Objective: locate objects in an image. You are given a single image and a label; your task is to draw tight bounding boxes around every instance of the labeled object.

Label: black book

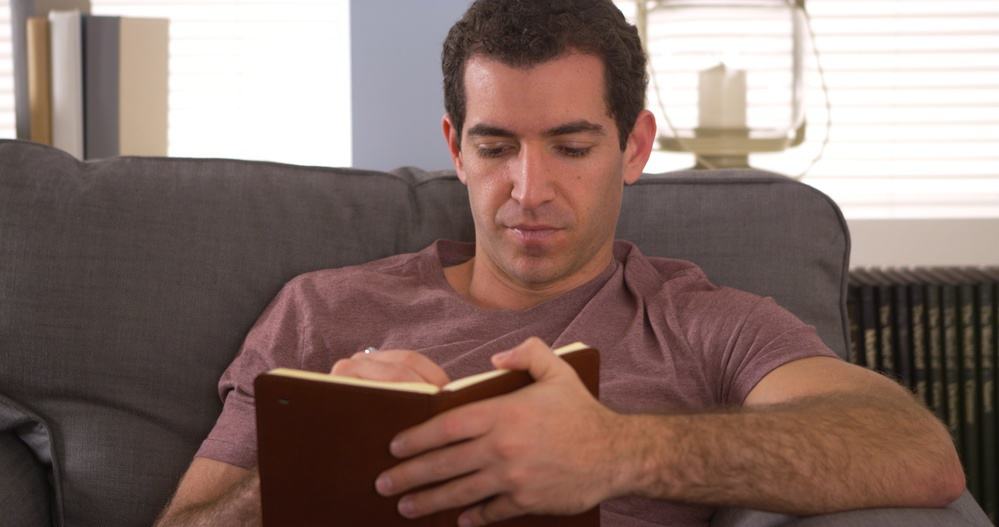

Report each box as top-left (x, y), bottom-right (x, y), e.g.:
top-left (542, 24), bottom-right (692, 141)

top-left (920, 269), bottom-right (968, 490)
top-left (965, 267), bottom-right (998, 523)
top-left (873, 271), bottom-right (897, 380)
top-left (854, 269), bottom-right (896, 380)
top-left (894, 268), bottom-right (930, 407)
top-left (851, 269), bottom-right (880, 372)
top-left (910, 270), bottom-right (947, 423)
top-left (912, 269), bottom-right (958, 442)
top-left (846, 274), bottom-right (863, 367)
top-left (937, 268), bottom-right (982, 501)
top-left (887, 270), bottom-right (930, 400)
top-left (881, 268), bottom-right (915, 393)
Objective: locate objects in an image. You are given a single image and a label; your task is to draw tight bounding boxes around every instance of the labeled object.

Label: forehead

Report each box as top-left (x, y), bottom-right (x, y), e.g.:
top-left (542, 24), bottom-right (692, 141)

top-left (462, 53), bottom-right (611, 134)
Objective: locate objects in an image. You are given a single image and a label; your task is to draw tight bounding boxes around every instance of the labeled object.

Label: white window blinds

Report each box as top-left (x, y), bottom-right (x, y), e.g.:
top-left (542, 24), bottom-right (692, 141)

top-left (619, 0), bottom-right (999, 219)
top-left (0, 4), bottom-right (14, 138)
top-left (0, 0), bottom-right (351, 167)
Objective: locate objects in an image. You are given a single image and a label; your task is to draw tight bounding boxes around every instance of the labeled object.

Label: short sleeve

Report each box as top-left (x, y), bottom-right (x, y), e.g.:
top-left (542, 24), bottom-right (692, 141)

top-left (715, 295), bottom-right (838, 406)
top-left (194, 278), bottom-right (311, 468)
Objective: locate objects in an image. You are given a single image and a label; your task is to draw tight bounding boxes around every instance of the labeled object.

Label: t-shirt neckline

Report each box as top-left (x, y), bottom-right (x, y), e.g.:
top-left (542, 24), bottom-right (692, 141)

top-left (422, 239), bottom-right (622, 317)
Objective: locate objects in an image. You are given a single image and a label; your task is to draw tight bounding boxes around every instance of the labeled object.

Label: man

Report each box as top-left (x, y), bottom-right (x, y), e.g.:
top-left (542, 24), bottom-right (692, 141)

top-left (155, 1), bottom-right (964, 526)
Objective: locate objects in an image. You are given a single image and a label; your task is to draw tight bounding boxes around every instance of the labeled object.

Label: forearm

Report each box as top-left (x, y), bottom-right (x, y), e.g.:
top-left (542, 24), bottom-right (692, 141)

top-left (155, 469), bottom-right (261, 527)
top-left (613, 391), bottom-right (964, 515)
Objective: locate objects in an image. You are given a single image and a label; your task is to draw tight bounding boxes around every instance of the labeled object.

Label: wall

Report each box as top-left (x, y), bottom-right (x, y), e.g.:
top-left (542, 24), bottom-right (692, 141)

top-left (848, 219), bottom-right (999, 268)
top-left (350, 0), bottom-right (469, 172)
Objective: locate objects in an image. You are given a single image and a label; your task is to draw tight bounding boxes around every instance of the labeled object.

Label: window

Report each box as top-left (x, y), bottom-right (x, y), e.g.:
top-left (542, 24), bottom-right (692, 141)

top-left (619, 0), bottom-right (999, 219)
top-left (0, 4), bottom-right (14, 138)
top-left (0, 0), bottom-right (351, 167)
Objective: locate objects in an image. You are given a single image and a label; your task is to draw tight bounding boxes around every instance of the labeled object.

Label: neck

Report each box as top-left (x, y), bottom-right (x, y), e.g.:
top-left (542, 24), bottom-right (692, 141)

top-left (443, 245), bottom-right (614, 311)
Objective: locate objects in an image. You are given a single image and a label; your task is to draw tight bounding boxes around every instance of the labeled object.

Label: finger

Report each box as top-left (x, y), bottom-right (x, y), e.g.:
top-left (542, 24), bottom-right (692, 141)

top-left (458, 495), bottom-right (523, 527)
top-left (363, 350), bottom-right (451, 386)
top-left (395, 470), bottom-right (503, 520)
top-left (376, 435), bottom-right (486, 496)
top-left (329, 356), bottom-right (428, 383)
top-left (390, 400), bottom-right (496, 458)
top-left (490, 337), bottom-right (564, 383)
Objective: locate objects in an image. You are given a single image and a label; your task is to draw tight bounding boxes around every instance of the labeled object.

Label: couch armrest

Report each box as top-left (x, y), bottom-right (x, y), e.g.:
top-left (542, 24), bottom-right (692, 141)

top-left (711, 490), bottom-right (991, 527)
top-left (0, 431), bottom-right (51, 527)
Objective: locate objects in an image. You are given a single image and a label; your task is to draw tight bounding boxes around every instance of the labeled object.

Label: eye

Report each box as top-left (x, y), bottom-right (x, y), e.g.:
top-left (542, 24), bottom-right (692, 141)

top-left (556, 145), bottom-right (592, 158)
top-left (476, 144), bottom-right (513, 159)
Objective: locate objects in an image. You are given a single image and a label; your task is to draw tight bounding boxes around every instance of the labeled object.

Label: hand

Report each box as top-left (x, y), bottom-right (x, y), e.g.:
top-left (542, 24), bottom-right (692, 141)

top-left (330, 348), bottom-right (450, 386)
top-left (374, 337), bottom-right (625, 526)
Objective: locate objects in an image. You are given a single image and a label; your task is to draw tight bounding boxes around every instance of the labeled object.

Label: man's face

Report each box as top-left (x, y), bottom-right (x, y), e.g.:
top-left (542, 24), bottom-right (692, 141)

top-left (444, 52), bottom-right (647, 291)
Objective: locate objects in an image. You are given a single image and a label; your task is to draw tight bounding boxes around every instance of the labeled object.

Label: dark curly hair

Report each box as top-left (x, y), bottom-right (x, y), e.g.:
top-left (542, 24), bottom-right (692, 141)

top-left (442, 0), bottom-right (647, 151)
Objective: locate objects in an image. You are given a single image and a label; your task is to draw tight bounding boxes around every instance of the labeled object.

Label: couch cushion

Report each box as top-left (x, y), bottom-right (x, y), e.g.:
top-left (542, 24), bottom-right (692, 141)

top-left (0, 140), bottom-right (848, 526)
top-left (0, 396), bottom-right (56, 526)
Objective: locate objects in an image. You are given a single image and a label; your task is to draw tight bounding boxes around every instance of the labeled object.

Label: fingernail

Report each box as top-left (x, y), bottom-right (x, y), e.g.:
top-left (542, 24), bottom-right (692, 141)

top-left (375, 474), bottom-right (392, 495)
top-left (398, 497), bottom-right (416, 517)
top-left (492, 350), bottom-right (511, 361)
top-left (458, 515), bottom-right (475, 527)
top-left (389, 438), bottom-right (404, 457)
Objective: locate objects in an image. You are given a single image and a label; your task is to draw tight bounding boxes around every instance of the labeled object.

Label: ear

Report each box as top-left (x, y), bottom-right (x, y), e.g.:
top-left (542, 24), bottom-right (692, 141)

top-left (442, 114), bottom-right (467, 184)
top-left (622, 110), bottom-right (657, 185)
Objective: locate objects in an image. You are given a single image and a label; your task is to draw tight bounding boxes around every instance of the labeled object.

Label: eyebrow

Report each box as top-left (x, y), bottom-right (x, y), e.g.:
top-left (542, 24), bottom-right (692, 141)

top-left (543, 120), bottom-right (605, 137)
top-left (465, 120), bottom-right (606, 139)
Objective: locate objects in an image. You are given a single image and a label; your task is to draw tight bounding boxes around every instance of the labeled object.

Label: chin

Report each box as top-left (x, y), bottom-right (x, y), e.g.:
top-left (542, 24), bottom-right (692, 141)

top-left (503, 256), bottom-right (568, 286)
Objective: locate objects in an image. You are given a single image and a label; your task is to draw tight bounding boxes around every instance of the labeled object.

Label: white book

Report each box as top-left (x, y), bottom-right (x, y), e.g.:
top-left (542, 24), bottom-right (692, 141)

top-left (84, 16), bottom-right (169, 158)
top-left (48, 9), bottom-right (84, 159)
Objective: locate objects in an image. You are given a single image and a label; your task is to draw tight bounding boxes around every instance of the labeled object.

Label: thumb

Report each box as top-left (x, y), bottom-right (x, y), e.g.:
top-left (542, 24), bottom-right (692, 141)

top-left (490, 337), bottom-right (563, 382)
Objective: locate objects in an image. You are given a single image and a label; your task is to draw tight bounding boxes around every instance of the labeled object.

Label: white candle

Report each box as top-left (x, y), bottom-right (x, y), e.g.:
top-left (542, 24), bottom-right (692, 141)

top-left (698, 63), bottom-right (747, 129)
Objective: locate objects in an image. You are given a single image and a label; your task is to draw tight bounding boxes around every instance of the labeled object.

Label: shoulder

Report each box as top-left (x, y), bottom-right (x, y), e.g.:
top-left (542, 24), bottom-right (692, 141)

top-left (264, 245), bottom-right (442, 319)
top-left (616, 240), bottom-right (763, 314)
top-left (292, 247), bottom-right (434, 293)
top-left (617, 240), bottom-right (803, 347)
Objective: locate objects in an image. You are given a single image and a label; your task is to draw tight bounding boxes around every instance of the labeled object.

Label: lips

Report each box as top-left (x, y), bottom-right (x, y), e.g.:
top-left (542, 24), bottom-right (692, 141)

top-left (509, 224), bottom-right (561, 242)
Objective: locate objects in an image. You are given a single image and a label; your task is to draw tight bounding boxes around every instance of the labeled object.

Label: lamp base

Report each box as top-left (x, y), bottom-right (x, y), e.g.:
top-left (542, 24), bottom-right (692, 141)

top-left (694, 154), bottom-right (750, 169)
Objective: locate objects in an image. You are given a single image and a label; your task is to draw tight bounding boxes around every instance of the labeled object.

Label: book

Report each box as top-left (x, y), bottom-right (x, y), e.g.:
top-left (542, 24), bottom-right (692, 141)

top-left (920, 269), bottom-right (965, 444)
top-left (894, 268), bottom-right (930, 406)
top-left (9, 0), bottom-right (91, 140)
top-left (850, 269), bottom-right (879, 371)
top-left (881, 268), bottom-right (914, 393)
top-left (985, 267), bottom-right (999, 524)
top-left (911, 269), bottom-right (951, 431)
top-left (942, 268), bottom-right (981, 500)
top-left (921, 269), bottom-right (966, 478)
top-left (83, 16), bottom-right (168, 159)
top-left (846, 276), bottom-right (862, 367)
top-left (48, 9), bottom-right (84, 159)
top-left (872, 270), bottom-right (897, 380)
top-left (255, 342), bottom-right (601, 527)
top-left (26, 16), bottom-right (52, 145)
top-left (960, 267), bottom-right (997, 522)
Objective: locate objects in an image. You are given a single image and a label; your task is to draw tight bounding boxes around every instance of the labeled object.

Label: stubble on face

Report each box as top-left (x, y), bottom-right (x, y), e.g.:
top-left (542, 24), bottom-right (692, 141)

top-left (452, 52), bottom-right (629, 305)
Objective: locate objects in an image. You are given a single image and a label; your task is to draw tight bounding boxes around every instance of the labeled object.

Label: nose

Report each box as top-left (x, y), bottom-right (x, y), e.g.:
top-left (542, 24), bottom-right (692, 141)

top-left (509, 144), bottom-right (555, 209)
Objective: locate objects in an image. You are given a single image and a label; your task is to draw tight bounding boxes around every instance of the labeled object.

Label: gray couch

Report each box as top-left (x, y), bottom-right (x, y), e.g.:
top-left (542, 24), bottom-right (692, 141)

top-left (0, 139), bottom-right (990, 526)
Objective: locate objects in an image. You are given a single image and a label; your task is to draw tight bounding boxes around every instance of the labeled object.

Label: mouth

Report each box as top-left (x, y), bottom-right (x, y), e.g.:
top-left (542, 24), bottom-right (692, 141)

top-left (508, 224), bottom-right (561, 242)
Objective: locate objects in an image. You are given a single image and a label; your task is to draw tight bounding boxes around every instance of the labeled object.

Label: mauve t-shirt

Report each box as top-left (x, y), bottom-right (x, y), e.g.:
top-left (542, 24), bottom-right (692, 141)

top-left (196, 240), bottom-right (836, 526)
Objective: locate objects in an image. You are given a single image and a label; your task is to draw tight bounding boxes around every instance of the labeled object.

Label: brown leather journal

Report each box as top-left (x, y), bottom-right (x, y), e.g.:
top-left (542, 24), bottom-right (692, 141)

top-left (255, 342), bottom-right (601, 526)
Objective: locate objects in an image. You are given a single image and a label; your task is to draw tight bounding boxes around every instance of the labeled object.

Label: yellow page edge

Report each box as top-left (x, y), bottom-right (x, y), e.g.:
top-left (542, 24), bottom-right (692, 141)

top-left (266, 342), bottom-right (589, 395)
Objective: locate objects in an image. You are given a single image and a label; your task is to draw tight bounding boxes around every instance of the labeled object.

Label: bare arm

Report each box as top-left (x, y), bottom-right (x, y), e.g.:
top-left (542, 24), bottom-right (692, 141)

top-left (376, 342), bottom-right (966, 525)
top-left (614, 357), bottom-right (965, 515)
top-left (154, 458), bottom-right (260, 527)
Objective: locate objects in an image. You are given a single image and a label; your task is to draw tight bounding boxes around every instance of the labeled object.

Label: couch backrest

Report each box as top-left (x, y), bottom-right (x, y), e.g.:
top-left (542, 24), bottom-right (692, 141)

top-left (0, 140), bottom-right (849, 526)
